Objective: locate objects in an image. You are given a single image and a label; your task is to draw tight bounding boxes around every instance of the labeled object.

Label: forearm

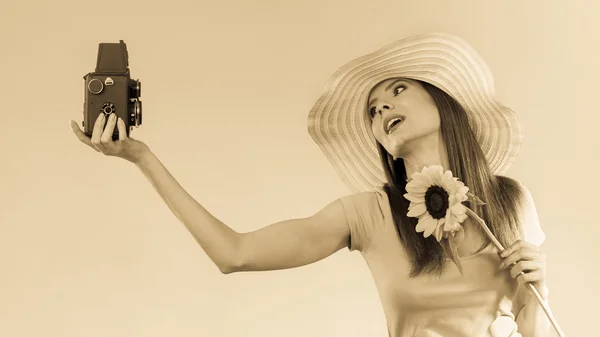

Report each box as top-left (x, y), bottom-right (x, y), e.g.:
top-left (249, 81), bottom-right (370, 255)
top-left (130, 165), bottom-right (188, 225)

top-left (517, 285), bottom-right (554, 337)
top-left (135, 150), bottom-right (241, 273)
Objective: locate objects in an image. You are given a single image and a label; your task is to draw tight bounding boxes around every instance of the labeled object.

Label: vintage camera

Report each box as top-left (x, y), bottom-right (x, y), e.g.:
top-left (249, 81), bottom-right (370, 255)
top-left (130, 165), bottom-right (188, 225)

top-left (82, 40), bottom-right (142, 140)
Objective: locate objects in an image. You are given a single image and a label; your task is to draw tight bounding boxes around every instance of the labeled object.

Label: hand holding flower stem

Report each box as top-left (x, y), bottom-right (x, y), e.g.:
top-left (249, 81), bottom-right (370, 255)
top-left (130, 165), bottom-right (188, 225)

top-left (466, 208), bottom-right (564, 337)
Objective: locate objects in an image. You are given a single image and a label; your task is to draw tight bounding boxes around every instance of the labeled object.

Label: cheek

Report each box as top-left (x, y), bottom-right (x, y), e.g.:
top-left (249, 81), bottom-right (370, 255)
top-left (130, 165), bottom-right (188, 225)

top-left (424, 108), bottom-right (441, 129)
top-left (371, 120), bottom-right (383, 141)
top-left (428, 116), bottom-right (441, 132)
top-left (413, 112), bottom-right (440, 133)
top-left (371, 122), bottom-right (397, 146)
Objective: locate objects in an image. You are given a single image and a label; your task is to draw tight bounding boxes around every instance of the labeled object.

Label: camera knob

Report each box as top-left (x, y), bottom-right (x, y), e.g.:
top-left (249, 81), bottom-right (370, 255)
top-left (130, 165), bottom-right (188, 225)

top-left (101, 102), bottom-right (116, 115)
top-left (87, 79), bottom-right (104, 94)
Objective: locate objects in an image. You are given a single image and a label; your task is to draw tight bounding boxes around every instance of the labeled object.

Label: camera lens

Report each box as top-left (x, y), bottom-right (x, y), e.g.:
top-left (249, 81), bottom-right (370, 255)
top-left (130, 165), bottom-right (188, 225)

top-left (129, 79), bottom-right (141, 99)
top-left (135, 100), bottom-right (142, 126)
top-left (130, 100), bottom-right (142, 127)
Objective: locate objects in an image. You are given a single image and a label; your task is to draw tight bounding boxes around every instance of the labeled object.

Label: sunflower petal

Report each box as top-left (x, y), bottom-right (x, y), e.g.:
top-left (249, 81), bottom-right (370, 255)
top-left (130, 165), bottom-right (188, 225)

top-left (444, 214), bottom-right (456, 232)
top-left (406, 182), bottom-right (428, 194)
top-left (408, 202), bottom-right (426, 213)
top-left (451, 203), bottom-right (467, 215)
top-left (415, 213), bottom-right (433, 232)
top-left (423, 218), bottom-right (439, 238)
top-left (447, 181), bottom-right (463, 195)
top-left (404, 193), bottom-right (425, 203)
top-left (429, 169), bottom-right (442, 185)
top-left (419, 166), bottom-right (430, 178)
top-left (421, 166), bottom-right (431, 175)
top-left (408, 171), bottom-right (423, 184)
top-left (433, 223), bottom-right (445, 242)
top-left (435, 217), bottom-right (446, 241)
top-left (433, 166), bottom-right (444, 179)
top-left (407, 203), bottom-right (427, 217)
top-left (451, 216), bottom-right (463, 232)
top-left (456, 192), bottom-right (468, 202)
top-left (442, 170), bottom-right (454, 188)
top-left (407, 172), bottom-right (425, 185)
top-left (414, 172), bottom-right (433, 187)
top-left (408, 201), bottom-right (425, 211)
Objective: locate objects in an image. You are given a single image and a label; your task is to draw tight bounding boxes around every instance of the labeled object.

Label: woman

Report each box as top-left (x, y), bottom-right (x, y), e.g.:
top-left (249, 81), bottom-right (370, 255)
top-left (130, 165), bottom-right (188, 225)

top-left (70, 33), bottom-right (553, 336)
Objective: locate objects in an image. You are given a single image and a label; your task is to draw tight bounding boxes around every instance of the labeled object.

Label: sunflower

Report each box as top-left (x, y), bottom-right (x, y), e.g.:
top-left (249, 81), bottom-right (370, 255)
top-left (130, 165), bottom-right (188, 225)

top-left (404, 165), bottom-right (470, 242)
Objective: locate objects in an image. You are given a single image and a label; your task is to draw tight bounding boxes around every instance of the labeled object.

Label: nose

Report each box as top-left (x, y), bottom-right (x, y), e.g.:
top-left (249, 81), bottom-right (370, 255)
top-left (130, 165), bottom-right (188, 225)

top-left (375, 102), bottom-right (394, 115)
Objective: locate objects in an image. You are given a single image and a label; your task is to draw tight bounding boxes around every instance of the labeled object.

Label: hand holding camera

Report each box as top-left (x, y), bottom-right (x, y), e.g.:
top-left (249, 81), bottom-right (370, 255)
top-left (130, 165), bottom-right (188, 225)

top-left (71, 40), bottom-right (148, 163)
top-left (70, 113), bottom-right (149, 163)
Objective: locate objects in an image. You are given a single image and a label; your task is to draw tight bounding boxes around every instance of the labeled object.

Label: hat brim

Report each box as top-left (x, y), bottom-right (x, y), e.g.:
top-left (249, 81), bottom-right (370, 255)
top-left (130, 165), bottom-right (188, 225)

top-left (307, 32), bottom-right (523, 193)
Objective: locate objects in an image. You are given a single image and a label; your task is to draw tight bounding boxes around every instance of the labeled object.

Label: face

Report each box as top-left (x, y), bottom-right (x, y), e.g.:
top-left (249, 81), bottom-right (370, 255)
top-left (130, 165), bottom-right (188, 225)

top-left (367, 78), bottom-right (441, 159)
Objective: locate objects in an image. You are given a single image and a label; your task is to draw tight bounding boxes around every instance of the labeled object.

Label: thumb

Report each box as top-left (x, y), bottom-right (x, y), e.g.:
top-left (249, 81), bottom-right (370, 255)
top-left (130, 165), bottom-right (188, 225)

top-left (70, 120), bottom-right (100, 152)
top-left (69, 120), bottom-right (77, 131)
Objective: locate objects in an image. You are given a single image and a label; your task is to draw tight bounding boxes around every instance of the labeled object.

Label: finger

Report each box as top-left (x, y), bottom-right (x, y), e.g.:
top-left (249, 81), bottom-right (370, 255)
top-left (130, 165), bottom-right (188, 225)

top-left (70, 120), bottom-right (100, 152)
top-left (117, 117), bottom-right (128, 141)
top-left (516, 269), bottom-right (544, 284)
top-left (509, 260), bottom-right (544, 279)
top-left (500, 250), bottom-right (544, 269)
top-left (91, 113), bottom-right (107, 151)
top-left (500, 240), bottom-right (537, 258)
top-left (100, 113), bottom-right (117, 144)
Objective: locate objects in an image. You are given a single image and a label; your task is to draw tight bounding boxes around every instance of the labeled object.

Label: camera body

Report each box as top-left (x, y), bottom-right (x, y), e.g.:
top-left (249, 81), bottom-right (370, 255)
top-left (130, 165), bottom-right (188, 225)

top-left (82, 40), bottom-right (142, 140)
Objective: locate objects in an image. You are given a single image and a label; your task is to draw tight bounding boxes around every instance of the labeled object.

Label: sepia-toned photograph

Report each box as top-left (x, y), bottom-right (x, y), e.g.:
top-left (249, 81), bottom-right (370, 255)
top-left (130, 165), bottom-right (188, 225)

top-left (2, 1), bottom-right (598, 336)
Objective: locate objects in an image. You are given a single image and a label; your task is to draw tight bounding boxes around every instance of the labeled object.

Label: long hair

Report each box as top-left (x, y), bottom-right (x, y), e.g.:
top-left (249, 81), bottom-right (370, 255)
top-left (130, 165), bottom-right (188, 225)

top-left (377, 80), bottom-right (525, 277)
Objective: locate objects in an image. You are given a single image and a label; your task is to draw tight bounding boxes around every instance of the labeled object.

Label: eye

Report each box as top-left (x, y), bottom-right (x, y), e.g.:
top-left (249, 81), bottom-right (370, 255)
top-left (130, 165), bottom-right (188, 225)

top-left (394, 85), bottom-right (406, 95)
top-left (368, 107), bottom-right (377, 118)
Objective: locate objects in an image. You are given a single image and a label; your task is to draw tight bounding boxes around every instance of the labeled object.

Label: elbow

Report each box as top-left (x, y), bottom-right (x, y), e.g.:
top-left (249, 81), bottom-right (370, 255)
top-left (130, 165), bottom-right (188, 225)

top-left (217, 233), bottom-right (245, 274)
top-left (218, 258), bottom-right (244, 274)
top-left (218, 265), bottom-right (237, 274)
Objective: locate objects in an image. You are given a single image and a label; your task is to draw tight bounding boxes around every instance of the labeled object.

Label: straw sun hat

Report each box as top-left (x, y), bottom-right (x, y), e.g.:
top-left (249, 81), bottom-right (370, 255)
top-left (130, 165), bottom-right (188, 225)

top-left (307, 32), bottom-right (523, 193)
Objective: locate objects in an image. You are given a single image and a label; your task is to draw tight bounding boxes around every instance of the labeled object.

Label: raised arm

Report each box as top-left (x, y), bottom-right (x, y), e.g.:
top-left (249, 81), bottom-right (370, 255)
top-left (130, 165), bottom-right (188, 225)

top-left (71, 114), bottom-right (351, 274)
top-left (233, 198), bottom-right (350, 272)
top-left (136, 150), bottom-right (350, 274)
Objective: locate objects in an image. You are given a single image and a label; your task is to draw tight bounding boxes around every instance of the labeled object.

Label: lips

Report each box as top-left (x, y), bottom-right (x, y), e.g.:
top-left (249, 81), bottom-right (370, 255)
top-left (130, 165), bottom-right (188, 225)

top-left (383, 114), bottom-right (405, 134)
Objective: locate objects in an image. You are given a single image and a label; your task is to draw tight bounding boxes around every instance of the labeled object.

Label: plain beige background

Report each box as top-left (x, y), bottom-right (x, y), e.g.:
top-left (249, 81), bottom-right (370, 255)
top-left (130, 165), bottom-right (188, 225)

top-left (2, 0), bottom-right (598, 336)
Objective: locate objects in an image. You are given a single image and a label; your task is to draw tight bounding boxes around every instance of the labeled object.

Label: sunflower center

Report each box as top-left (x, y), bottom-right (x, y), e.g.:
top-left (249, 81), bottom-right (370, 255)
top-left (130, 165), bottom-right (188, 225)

top-left (425, 185), bottom-right (450, 219)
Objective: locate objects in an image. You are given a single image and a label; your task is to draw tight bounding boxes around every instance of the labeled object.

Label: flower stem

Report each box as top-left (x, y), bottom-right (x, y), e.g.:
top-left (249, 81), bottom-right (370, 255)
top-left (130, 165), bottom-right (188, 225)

top-left (465, 208), bottom-right (565, 337)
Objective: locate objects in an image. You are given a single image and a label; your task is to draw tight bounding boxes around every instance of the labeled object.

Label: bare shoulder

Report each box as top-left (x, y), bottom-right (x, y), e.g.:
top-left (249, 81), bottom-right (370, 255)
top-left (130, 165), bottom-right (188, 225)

top-left (493, 176), bottom-right (545, 246)
top-left (513, 179), bottom-right (546, 247)
top-left (311, 188), bottom-right (388, 232)
top-left (495, 175), bottom-right (532, 211)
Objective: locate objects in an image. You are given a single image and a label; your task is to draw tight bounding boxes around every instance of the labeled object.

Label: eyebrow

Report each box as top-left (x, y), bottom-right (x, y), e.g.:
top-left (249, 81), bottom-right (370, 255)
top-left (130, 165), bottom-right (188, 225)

top-left (368, 78), bottom-right (409, 107)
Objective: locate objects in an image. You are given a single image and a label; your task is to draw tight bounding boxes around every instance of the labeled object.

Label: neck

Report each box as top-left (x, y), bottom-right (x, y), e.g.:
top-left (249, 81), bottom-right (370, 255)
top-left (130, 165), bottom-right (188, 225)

top-left (401, 135), bottom-right (450, 180)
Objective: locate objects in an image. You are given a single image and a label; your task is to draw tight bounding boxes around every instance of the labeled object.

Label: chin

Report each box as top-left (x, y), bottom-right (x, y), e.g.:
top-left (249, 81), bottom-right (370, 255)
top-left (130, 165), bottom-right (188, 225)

top-left (384, 146), bottom-right (406, 161)
top-left (383, 140), bottom-right (408, 161)
top-left (375, 132), bottom-right (410, 161)
top-left (390, 152), bottom-right (405, 161)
